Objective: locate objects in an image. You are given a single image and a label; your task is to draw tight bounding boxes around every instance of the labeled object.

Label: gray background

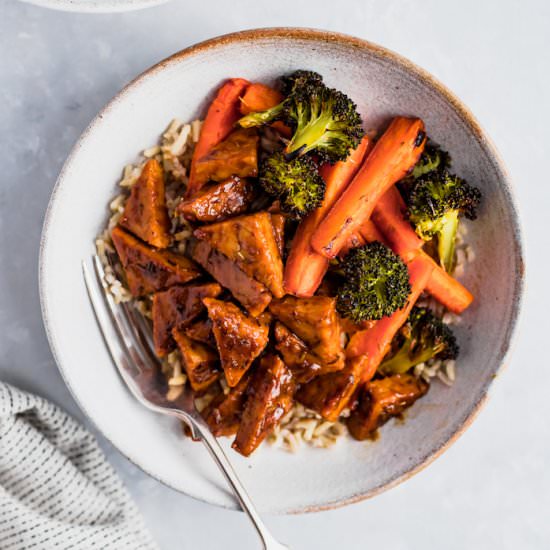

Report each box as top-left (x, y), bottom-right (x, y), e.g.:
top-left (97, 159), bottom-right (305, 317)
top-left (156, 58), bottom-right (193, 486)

top-left (1, 0), bottom-right (548, 548)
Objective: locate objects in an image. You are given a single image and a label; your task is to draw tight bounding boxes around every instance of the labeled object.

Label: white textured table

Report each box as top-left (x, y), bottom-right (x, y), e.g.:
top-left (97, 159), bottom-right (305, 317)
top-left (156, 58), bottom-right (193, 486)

top-left (1, 0), bottom-right (548, 548)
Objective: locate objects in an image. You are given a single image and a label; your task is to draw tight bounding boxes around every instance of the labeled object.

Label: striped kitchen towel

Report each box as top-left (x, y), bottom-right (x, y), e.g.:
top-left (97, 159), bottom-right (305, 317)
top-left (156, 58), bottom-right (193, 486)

top-left (0, 381), bottom-right (158, 550)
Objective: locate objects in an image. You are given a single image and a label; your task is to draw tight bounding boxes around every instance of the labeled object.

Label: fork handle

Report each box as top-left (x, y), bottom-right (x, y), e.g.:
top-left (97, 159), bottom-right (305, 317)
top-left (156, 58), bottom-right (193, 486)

top-left (192, 422), bottom-right (289, 550)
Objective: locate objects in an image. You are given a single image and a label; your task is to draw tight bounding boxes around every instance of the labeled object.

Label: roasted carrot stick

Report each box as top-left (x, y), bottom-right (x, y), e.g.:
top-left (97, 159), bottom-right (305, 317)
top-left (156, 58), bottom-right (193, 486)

top-left (318, 136), bottom-right (373, 227)
top-left (339, 231), bottom-right (366, 257)
top-left (311, 117), bottom-right (426, 258)
top-left (339, 221), bottom-right (386, 257)
top-left (392, 248), bottom-right (474, 314)
top-left (371, 186), bottom-right (473, 313)
top-left (346, 254), bottom-right (434, 382)
top-left (283, 136), bottom-right (371, 296)
top-left (423, 253), bottom-right (474, 313)
top-left (186, 78), bottom-right (250, 198)
top-left (239, 83), bottom-right (283, 115)
top-left (358, 219), bottom-right (386, 244)
top-left (239, 82), bottom-right (291, 137)
top-left (371, 186), bottom-right (424, 255)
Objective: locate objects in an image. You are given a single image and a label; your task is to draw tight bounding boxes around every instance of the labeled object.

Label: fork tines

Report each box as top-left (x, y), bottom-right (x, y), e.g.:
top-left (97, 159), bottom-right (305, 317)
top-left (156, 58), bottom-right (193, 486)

top-left (82, 255), bottom-right (161, 400)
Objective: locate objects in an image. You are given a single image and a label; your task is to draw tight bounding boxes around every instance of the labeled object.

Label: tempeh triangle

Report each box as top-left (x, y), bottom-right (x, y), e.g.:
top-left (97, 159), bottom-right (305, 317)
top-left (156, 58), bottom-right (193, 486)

top-left (204, 297), bottom-right (269, 387)
top-left (194, 212), bottom-right (284, 298)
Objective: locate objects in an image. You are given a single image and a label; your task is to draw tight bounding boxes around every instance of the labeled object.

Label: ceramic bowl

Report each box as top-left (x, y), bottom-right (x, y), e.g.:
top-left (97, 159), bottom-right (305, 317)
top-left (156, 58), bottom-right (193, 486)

top-left (39, 28), bottom-right (524, 514)
top-left (20, 0), bottom-right (171, 13)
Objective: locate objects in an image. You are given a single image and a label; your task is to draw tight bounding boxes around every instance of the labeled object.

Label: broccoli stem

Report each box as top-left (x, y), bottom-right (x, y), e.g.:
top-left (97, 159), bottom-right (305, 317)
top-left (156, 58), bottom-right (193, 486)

top-left (379, 345), bottom-right (415, 375)
top-left (239, 104), bottom-right (284, 128)
top-left (437, 210), bottom-right (459, 272)
top-left (379, 343), bottom-right (444, 376)
top-left (284, 110), bottom-right (334, 159)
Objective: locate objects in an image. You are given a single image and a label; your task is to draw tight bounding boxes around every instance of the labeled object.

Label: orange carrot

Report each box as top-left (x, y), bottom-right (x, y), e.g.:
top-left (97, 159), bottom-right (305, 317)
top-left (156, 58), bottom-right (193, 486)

top-left (346, 255), bottom-right (434, 382)
top-left (239, 82), bottom-right (291, 137)
top-left (392, 249), bottom-right (474, 314)
top-left (186, 78), bottom-right (250, 198)
top-left (311, 117), bottom-right (426, 258)
top-left (317, 136), bottom-right (373, 225)
top-left (370, 186), bottom-right (473, 313)
top-left (371, 186), bottom-right (424, 255)
top-left (357, 219), bottom-right (386, 244)
top-left (423, 253), bottom-right (474, 313)
top-left (339, 221), bottom-right (386, 257)
top-left (283, 136), bottom-right (371, 296)
top-left (339, 231), bottom-right (366, 257)
top-left (240, 83), bottom-right (283, 115)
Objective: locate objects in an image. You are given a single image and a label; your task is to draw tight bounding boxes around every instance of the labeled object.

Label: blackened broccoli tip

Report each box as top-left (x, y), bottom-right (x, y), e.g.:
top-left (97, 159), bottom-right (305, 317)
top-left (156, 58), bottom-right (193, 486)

top-left (407, 171), bottom-right (481, 271)
top-left (280, 70), bottom-right (324, 95)
top-left (379, 307), bottom-right (459, 376)
top-left (407, 171), bottom-right (482, 228)
top-left (399, 142), bottom-right (451, 198)
top-left (259, 151), bottom-right (325, 220)
top-left (411, 143), bottom-right (451, 179)
top-left (336, 242), bottom-right (411, 322)
top-left (283, 83), bottom-right (365, 163)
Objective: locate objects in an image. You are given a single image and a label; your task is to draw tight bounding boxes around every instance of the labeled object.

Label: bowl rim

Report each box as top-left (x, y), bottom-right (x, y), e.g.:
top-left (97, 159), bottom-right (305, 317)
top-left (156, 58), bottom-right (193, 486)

top-left (39, 27), bottom-right (525, 514)
top-left (20, 0), bottom-right (171, 14)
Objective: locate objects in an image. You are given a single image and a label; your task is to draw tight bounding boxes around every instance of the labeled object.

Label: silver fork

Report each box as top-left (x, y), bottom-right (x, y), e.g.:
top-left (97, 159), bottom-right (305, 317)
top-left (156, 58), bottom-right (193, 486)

top-left (82, 255), bottom-right (289, 550)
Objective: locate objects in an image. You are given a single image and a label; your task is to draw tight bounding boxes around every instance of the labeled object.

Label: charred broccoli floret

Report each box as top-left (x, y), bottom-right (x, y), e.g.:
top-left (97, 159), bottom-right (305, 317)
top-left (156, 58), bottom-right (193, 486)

top-left (283, 82), bottom-right (364, 163)
top-left (280, 70), bottom-right (323, 95)
top-left (411, 143), bottom-right (451, 179)
top-left (239, 70), bottom-right (364, 163)
top-left (379, 307), bottom-right (459, 375)
top-left (259, 151), bottom-right (325, 219)
top-left (238, 70), bottom-right (322, 129)
top-left (407, 171), bottom-right (481, 272)
top-left (336, 242), bottom-right (411, 322)
top-left (399, 142), bottom-right (452, 196)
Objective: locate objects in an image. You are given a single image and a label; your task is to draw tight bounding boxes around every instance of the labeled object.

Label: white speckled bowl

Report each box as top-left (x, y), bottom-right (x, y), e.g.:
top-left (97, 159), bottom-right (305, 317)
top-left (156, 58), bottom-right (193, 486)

top-left (40, 29), bottom-right (524, 514)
